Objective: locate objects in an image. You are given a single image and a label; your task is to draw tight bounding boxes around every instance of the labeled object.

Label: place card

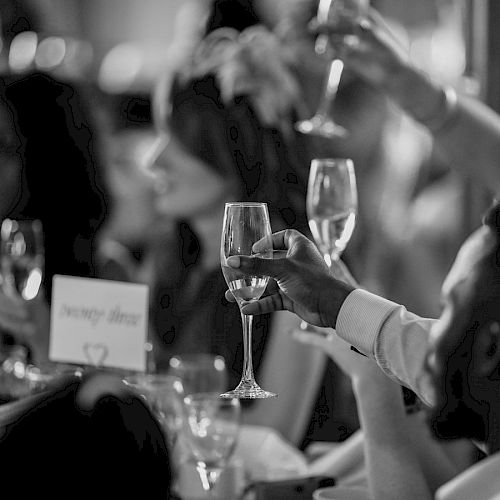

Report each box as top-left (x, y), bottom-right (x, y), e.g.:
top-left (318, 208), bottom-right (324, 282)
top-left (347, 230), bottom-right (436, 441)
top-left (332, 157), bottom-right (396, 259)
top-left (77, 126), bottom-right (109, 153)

top-left (49, 275), bottom-right (149, 372)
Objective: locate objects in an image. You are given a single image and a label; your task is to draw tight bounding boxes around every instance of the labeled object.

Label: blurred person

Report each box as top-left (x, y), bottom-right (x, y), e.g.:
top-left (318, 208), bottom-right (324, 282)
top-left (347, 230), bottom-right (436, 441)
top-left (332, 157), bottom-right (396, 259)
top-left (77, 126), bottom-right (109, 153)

top-left (0, 370), bottom-right (172, 498)
top-left (293, 223), bottom-right (500, 500)
top-left (224, 197), bottom-right (500, 497)
top-left (94, 95), bottom-right (173, 286)
top-left (146, 0), bottom-right (337, 446)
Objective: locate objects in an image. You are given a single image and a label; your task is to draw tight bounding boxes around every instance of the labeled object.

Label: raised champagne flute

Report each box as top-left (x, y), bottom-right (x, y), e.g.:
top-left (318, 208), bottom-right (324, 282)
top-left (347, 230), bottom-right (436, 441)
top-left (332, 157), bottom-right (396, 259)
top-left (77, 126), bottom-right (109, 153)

top-left (295, 0), bottom-right (368, 138)
top-left (307, 158), bottom-right (357, 266)
top-left (301, 158), bottom-right (357, 331)
top-left (220, 202), bottom-right (276, 399)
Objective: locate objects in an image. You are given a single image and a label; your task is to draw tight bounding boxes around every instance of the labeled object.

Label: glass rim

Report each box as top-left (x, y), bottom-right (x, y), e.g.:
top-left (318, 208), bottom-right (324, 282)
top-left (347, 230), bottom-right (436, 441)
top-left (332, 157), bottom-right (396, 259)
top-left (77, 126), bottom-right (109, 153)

top-left (224, 202), bottom-right (268, 208)
top-left (184, 392), bottom-right (241, 404)
top-left (311, 158), bottom-right (354, 167)
top-left (169, 353), bottom-right (226, 367)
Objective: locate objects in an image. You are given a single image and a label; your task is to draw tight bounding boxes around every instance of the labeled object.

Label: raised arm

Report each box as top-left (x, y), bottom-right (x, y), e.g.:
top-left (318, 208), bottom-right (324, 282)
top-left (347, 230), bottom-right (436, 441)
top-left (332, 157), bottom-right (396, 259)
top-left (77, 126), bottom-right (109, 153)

top-left (225, 229), bottom-right (438, 402)
top-left (295, 331), bottom-right (460, 500)
top-left (322, 13), bottom-right (500, 194)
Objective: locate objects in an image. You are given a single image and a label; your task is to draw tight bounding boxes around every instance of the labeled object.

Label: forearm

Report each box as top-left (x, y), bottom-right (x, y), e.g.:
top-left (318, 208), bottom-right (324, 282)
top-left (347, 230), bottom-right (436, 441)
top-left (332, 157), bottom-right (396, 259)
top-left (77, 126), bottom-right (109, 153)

top-left (335, 289), bottom-right (436, 403)
top-left (353, 374), bottom-right (432, 500)
top-left (387, 65), bottom-right (500, 194)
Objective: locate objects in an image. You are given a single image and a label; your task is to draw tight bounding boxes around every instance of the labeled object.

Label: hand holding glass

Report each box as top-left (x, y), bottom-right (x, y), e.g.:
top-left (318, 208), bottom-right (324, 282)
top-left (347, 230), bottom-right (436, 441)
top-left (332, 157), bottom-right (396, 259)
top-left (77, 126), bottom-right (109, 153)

top-left (220, 202), bottom-right (276, 399)
top-left (295, 0), bottom-right (368, 138)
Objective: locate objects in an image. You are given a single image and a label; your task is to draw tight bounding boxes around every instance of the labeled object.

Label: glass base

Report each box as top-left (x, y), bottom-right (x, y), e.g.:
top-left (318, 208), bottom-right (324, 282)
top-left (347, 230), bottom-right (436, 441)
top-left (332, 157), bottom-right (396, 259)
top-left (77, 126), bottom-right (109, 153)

top-left (220, 379), bottom-right (277, 399)
top-left (295, 116), bottom-right (347, 139)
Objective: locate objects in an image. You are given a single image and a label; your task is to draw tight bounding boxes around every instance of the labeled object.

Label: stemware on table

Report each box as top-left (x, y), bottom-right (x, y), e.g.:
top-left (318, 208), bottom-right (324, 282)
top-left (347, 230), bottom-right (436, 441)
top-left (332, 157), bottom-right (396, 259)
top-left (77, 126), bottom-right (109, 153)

top-left (0, 219), bottom-right (45, 402)
top-left (1, 219), bottom-right (44, 301)
top-left (220, 202), bottom-right (276, 399)
top-left (123, 372), bottom-right (185, 449)
top-left (295, 0), bottom-right (369, 138)
top-left (183, 392), bottom-right (241, 493)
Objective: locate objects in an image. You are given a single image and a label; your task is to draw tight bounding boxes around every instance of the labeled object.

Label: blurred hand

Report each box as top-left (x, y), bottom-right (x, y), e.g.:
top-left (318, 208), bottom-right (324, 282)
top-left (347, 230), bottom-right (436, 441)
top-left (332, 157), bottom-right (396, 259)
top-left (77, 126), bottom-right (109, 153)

top-left (224, 229), bottom-right (356, 328)
top-left (314, 9), bottom-right (409, 90)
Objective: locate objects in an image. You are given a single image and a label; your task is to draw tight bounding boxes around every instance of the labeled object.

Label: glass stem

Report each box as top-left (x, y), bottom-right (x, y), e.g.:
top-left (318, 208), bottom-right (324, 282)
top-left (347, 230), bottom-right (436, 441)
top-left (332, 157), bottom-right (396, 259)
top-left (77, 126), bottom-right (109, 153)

top-left (196, 463), bottom-right (220, 493)
top-left (315, 59), bottom-right (344, 118)
top-left (240, 312), bottom-right (255, 384)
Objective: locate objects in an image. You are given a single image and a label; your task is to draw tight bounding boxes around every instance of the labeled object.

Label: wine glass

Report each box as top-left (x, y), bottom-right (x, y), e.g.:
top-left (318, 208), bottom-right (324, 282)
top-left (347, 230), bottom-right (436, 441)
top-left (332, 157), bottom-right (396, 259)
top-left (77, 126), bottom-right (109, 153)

top-left (1, 219), bottom-right (44, 301)
top-left (295, 0), bottom-right (368, 138)
top-left (183, 393), bottom-right (241, 493)
top-left (220, 202), bottom-right (276, 399)
top-left (301, 158), bottom-right (357, 331)
top-left (124, 373), bottom-right (185, 449)
top-left (168, 353), bottom-right (228, 396)
top-left (307, 158), bottom-right (357, 266)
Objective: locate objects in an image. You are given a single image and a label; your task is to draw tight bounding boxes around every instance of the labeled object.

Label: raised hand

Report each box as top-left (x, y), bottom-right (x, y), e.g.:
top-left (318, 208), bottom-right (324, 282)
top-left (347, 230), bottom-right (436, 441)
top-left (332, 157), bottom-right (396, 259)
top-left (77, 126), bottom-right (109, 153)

top-left (224, 229), bottom-right (356, 328)
top-left (314, 12), bottom-right (409, 90)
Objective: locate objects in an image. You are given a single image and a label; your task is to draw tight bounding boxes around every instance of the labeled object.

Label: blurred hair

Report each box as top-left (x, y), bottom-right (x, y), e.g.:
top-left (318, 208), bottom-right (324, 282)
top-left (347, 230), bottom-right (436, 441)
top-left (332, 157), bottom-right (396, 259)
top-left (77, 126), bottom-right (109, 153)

top-left (168, 74), bottom-right (309, 233)
top-left (0, 372), bottom-right (172, 498)
top-left (205, 0), bottom-right (260, 35)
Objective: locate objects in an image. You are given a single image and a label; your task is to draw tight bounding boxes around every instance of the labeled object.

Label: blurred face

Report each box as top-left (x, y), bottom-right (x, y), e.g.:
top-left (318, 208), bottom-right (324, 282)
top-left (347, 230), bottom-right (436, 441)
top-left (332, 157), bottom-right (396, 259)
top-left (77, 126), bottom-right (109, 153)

top-left (148, 134), bottom-right (231, 220)
top-left (423, 226), bottom-right (497, 441)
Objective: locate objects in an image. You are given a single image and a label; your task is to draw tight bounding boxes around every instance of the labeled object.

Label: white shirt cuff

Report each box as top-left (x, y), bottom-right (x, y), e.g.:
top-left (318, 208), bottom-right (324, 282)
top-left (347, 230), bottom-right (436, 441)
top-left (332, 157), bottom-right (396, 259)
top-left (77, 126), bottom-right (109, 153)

top-left (335, 288), bottom-right (401, 356)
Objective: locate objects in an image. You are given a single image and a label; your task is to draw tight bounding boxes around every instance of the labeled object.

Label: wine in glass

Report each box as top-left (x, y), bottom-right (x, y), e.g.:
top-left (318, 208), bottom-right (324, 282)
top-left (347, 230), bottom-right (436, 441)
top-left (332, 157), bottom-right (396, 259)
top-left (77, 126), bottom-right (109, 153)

top-left (295, 0), bottom-right (368, 138)
top-left (220, 202), bottom-right (276, 399)
top-left (1, 219), bottom-right (44, 301)
top-left (307, 158), bottom-right (357, 267)
top-left (183, 393), bottom-right (240, 493)
top-left (301, 158), bottom-right (357, 332)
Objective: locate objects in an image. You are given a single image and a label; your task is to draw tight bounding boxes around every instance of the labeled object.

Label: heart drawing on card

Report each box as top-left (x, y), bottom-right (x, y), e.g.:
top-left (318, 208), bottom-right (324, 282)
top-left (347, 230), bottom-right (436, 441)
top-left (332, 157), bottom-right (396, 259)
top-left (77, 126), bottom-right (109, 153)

top-left (83, 342), bottom-right (109, 367)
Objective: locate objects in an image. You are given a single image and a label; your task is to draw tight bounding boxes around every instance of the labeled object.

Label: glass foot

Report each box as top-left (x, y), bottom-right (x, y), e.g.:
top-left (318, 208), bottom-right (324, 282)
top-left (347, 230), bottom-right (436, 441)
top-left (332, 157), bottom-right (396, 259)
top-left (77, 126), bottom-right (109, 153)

top-left (295, 116), bottom-right (347, 139)
top-left (220, 379), bottom-right (277, 399)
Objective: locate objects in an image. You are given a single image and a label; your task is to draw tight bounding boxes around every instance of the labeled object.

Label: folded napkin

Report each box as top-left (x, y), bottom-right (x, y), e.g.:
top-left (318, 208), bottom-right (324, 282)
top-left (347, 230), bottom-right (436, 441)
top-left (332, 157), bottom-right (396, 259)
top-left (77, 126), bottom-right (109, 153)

top-left (234, 424), bottom-right (309, 481)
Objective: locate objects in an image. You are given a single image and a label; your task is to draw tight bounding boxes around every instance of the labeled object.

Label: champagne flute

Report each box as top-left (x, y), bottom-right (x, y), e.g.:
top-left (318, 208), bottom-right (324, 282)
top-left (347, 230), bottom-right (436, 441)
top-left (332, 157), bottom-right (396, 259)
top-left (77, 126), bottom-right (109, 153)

top-left (307, 158), bottom-right (357, 266)
top-left (301, 158), bottom-right (357, 331)
top-left (295, 0), bottom-right (368, 138)
top-left (183, 393), bottom-right (240, 493)
top-left (1, 219), bottom-right (44, 301)
top-left (220, 202), bottom-right (276, 399)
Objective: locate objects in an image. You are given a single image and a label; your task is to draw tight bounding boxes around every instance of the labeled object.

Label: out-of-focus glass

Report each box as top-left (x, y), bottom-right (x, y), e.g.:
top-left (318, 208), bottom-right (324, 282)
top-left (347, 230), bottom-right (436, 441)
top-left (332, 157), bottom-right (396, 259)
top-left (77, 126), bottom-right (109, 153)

top-left (168, 353), bottom-right (228, 396)
top-left (183, 393), bottom-right (241, 492)
top-left (1, 218), bottom-right (44, 301)
top-left (124, 372), bottom-right (185, 447)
